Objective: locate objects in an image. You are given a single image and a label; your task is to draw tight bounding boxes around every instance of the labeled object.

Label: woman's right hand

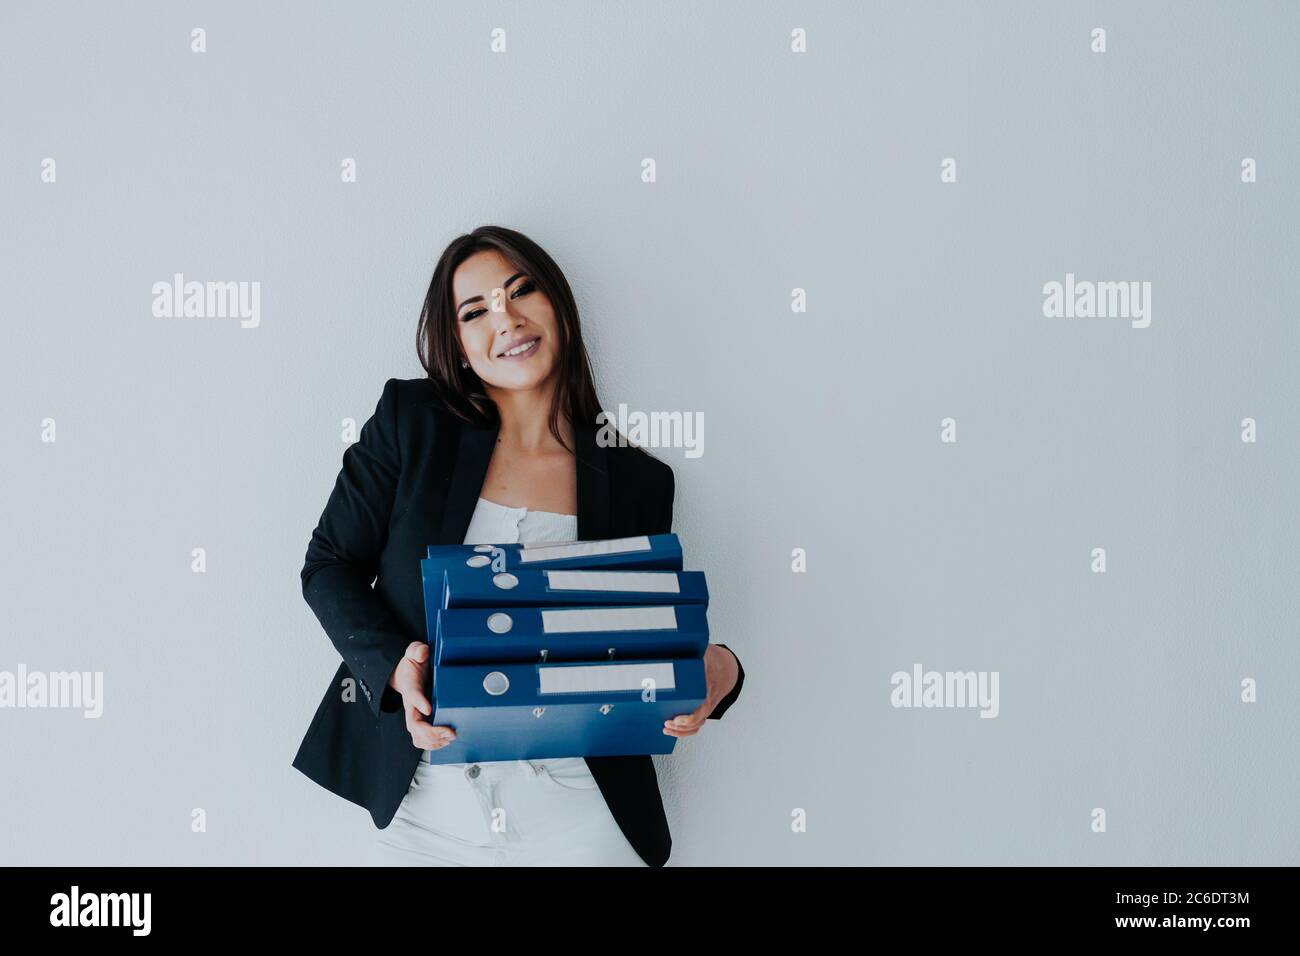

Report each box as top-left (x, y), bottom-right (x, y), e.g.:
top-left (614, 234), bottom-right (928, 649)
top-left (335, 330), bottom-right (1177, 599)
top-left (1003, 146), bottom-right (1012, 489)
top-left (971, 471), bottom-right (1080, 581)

top-left (389, 641), bottom-right (458, 750)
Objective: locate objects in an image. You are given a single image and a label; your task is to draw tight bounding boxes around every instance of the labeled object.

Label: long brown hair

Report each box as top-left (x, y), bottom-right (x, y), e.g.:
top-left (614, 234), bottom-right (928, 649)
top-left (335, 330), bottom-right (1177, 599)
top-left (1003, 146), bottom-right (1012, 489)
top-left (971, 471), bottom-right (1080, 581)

top-left (417, 225), bottom-right (602, 455)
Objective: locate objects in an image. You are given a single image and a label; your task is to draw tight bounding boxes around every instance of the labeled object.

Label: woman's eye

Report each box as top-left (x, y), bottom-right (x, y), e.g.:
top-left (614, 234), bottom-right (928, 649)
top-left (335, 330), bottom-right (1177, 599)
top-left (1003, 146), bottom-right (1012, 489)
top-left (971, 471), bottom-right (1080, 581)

top-left (460, 281), bottom-right (533, 321)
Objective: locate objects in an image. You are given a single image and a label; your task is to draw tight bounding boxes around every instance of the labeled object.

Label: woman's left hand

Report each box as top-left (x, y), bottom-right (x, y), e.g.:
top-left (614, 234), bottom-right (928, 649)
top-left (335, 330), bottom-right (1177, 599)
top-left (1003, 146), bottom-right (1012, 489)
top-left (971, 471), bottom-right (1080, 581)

top-left (663, 644), bottom-right (739, 738)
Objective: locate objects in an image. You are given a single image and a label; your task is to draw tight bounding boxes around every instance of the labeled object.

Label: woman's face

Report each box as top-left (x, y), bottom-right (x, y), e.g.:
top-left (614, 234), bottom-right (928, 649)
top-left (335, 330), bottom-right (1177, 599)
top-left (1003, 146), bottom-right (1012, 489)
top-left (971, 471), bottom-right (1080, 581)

top-left (452, 249), bottom-right (559, 392)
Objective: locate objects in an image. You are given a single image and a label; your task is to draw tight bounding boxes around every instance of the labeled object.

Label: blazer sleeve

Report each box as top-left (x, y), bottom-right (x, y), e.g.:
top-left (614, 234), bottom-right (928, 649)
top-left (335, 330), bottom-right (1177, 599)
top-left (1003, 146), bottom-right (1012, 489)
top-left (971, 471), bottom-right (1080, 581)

top-left (300, 377), bottom-right (412, 719)
top-left (659, 463), bottom-right (745, 721)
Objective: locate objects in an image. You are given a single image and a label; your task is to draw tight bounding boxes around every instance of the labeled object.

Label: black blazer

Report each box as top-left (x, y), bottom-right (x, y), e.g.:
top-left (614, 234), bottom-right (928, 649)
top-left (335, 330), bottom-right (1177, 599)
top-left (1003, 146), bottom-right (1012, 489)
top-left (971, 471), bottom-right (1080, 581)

top-left (292, 377), bottom-right (745, 867)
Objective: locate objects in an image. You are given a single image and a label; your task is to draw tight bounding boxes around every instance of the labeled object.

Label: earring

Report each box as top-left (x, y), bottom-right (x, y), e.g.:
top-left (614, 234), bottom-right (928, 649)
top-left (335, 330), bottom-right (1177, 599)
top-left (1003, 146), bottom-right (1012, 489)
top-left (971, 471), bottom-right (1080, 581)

top-left (460, 359), bottom-right (469, 369)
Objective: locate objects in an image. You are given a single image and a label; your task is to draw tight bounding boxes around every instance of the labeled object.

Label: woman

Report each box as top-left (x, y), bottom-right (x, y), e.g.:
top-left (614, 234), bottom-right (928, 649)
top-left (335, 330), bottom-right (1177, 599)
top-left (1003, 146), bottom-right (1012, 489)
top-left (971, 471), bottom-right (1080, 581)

top-left (293, 225), bottom-right (745, 866)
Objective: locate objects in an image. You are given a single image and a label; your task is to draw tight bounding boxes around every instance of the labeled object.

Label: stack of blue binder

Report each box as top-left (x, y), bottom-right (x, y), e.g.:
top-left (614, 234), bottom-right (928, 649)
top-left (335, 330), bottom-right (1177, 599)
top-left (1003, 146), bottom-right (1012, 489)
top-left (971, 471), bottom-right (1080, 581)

top-left (418, 534), bottom-right (709, 764)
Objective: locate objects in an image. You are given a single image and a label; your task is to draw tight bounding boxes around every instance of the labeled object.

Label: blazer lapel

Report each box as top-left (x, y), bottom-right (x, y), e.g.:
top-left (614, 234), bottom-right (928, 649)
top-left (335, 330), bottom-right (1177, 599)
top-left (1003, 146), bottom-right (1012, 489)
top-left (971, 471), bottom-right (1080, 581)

top-left (437, 415), bottom-right (612, 544)
top-left (575, 417), bottom-right (611, 541)
top-left (438, 420), bottom-right (497, 545)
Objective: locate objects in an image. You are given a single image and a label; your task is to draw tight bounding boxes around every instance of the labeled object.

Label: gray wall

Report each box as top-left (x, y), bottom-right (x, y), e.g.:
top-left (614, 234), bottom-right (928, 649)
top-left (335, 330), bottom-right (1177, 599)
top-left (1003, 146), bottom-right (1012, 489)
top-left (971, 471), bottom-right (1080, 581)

top-left (2, 0), bottom-right (1296, 865)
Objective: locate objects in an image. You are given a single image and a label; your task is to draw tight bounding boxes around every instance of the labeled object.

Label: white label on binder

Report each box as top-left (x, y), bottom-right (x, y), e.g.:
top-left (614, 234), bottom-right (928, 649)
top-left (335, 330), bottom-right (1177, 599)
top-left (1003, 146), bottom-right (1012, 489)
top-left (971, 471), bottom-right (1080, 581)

top-left (544, 571), bottom-right (680, 593)
top-left (518, 536), bottom-right (653, 563)
top-left (538, 662), bottom-right (676, 694)
top-left (541, 606), bottom-right (678, 634)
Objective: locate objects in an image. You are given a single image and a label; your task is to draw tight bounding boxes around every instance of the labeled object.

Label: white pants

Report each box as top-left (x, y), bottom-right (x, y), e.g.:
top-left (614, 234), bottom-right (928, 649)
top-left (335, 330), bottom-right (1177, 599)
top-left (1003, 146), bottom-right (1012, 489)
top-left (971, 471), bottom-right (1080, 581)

top-left (371, 756), bottom-right (648, 867)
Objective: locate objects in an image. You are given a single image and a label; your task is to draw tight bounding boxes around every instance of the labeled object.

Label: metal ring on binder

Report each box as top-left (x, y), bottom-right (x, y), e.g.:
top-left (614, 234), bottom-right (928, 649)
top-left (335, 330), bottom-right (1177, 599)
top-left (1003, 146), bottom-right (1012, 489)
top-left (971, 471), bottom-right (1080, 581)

top-left (539, 649), bottom-right (548, 661)
top-left (492, 572), bottom-right (519, 590)
top-left (532, 707), bottom-right (545, 718)
top-left (599, 704), bottom-right (613, 715)
top-left (607, 647), bottom-right (615, 659)
top-left (483, 671), bottom-right (509, 695)
top-left (486, 612), bottom-right (513, 634)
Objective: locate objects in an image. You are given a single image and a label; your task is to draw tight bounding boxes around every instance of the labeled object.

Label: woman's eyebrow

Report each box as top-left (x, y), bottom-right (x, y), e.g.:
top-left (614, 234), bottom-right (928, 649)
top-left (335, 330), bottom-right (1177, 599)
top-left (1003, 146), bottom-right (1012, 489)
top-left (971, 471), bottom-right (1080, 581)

top-left (457, 272), bottom-right (526, 312)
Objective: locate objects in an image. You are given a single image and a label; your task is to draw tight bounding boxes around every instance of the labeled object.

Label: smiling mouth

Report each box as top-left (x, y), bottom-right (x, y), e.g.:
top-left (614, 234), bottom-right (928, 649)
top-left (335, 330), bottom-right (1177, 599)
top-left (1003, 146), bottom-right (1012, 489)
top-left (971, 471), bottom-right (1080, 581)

top-left (497, 336), bottom-right (541, 359)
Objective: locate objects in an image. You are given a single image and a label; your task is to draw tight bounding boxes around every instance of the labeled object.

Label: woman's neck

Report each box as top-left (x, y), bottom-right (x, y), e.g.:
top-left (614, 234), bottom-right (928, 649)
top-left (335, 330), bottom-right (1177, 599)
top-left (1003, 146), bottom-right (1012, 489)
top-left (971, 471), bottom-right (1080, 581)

top-left (487, 379), bottom-right (571, 454)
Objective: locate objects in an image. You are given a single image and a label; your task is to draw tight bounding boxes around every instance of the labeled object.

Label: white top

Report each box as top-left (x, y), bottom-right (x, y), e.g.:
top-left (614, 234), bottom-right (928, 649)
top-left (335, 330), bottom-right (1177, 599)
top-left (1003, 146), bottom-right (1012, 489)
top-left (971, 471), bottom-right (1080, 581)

top-left (463, 496), bottom-right (579, 547)
top-left (428, 496), bottom-right (579, 767)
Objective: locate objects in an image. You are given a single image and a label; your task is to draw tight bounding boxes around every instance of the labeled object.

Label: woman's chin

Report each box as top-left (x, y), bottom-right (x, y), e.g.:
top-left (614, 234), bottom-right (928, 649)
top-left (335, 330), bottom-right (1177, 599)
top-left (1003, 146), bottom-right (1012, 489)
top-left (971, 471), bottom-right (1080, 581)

top-left (483, 364), bottom-right (557, 393)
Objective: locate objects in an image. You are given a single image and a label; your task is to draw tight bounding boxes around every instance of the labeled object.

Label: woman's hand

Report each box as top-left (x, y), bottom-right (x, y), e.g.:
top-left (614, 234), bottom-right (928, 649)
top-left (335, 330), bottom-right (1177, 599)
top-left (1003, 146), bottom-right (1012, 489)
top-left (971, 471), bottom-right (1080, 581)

top-left (389, 641), bottom-right (457, 750)
top-left (662, 644), bottom-right (739, 738)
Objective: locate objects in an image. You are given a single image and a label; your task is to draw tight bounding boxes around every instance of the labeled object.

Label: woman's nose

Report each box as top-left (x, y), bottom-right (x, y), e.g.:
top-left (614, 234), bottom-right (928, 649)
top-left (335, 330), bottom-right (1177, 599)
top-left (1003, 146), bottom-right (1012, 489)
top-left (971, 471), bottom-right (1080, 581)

top-left (491, 300), bottom-right (522, 331)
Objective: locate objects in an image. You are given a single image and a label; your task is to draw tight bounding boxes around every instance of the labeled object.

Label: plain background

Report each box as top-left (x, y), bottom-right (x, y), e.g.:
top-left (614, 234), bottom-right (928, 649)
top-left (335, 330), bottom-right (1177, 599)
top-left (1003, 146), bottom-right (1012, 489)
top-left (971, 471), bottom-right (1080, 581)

top-left (2, 1), bottom-right (1297, 865)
